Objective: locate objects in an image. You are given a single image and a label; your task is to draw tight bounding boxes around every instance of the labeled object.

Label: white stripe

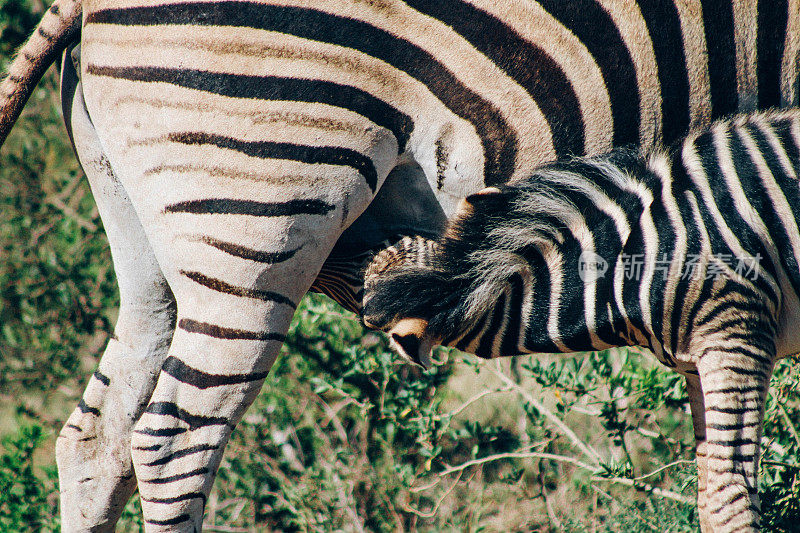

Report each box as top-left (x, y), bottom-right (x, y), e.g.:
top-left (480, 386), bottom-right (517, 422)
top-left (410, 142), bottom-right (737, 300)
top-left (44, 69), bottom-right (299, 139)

top-left (646, 151), bottom-right (687, 354)
top-left (684, 131), bottom-right (779, 297)
top-left (738, 125), bottom-right (800, 296)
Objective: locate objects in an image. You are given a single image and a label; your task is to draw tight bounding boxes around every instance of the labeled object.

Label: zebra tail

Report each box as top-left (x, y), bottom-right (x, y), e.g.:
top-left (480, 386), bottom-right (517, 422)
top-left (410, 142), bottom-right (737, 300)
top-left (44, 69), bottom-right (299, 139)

top-left (0, 0), bottom-right (81, 147)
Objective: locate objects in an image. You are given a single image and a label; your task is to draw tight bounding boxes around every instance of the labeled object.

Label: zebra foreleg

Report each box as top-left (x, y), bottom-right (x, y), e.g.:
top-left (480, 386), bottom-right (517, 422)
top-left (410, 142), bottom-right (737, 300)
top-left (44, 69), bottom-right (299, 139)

top-left (695, 344), bottom-right (774, 533)
top-left (56, 53), bottom-right (176, 531)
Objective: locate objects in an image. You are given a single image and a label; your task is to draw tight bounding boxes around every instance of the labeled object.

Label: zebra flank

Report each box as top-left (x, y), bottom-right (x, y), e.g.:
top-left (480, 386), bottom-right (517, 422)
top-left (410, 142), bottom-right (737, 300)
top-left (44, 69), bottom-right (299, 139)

top-left (0, 0), bottom-right (797, 531)
top-left (363, 109), bottom-right (800, 532)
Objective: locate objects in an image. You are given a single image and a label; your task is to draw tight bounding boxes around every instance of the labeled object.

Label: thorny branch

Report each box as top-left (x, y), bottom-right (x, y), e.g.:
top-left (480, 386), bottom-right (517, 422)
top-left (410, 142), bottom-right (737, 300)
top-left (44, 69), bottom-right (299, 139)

top-left (486, 361), bottom-right (604, 466)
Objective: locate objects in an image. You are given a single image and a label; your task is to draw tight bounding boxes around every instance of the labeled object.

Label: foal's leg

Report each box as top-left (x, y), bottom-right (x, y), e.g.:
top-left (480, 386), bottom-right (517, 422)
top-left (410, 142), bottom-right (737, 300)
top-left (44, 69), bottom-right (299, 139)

top-left (695, 338), bottom-right (774, 532)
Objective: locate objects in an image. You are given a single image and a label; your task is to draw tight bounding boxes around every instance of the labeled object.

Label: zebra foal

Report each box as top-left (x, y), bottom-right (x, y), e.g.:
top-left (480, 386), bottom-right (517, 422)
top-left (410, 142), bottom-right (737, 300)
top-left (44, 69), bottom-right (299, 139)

top-left (363, 109), bottom-right (800, 532)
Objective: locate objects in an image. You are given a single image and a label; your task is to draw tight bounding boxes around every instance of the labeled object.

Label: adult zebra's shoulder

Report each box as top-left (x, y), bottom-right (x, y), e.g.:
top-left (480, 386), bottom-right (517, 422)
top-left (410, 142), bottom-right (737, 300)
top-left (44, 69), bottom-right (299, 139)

top-left (0, 0), bottom-right (797, 530)
top-left (362, 108), bottom-right (800, 532)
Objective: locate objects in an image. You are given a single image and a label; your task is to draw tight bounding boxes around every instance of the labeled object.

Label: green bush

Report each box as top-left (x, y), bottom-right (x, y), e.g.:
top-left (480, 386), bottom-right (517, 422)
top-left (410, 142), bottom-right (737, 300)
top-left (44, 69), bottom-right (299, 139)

top-left (0, 424), bottom-right (59, 532)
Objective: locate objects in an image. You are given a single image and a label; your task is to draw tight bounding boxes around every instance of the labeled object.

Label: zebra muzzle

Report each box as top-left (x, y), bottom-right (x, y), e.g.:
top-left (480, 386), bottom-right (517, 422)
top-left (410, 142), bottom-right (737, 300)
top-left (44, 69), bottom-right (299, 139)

top-left (388, 318), bottom-right (435, 370)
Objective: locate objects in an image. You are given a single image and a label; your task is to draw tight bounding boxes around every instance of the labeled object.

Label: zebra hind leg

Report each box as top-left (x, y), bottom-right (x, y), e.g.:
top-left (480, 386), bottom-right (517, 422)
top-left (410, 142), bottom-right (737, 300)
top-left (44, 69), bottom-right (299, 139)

top-left (119, 166), bottom-right (396, 529)
top-left (56, 51), bottom-right (177, 532)
top-left (128, 234), bottom-right (343, 531)
top-left (694, 338), bottom-right (774, 532)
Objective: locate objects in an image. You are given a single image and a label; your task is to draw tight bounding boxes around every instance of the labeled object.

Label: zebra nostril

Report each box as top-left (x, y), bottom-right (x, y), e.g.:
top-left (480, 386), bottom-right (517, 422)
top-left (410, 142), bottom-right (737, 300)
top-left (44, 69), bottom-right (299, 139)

top-left (391, 332), bottom-right (425, 367)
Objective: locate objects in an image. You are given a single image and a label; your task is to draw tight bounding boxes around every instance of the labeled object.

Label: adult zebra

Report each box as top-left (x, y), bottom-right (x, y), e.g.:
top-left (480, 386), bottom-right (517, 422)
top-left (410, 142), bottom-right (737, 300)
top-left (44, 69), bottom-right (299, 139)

top-left (0, 0), bottom-right (797, 531)
top-left (362, 108), bottom-right (800, 533)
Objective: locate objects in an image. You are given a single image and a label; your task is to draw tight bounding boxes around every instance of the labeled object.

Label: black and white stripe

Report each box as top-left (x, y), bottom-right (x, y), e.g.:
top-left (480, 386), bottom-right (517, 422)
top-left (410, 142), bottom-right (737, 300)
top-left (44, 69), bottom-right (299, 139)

top-left (363, 109), bottom-right (800, 532)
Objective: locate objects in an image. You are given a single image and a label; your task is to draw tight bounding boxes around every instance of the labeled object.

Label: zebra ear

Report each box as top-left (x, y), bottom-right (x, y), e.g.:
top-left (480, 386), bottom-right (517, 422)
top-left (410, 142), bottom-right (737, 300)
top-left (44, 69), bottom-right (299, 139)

top-left (388, 318), bottom-right (434, 369)
top-left (456, 187), bottom-right (505, 217)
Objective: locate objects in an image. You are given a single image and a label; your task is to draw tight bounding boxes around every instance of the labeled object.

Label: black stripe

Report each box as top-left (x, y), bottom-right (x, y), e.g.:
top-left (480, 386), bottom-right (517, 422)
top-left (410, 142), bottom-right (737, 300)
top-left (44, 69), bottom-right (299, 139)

top-left (143, 444), bottom-right (219, 467)
top-left (695, 299), bottom-right (766, 329)
top-left (198, 236), bottom-right (300, 264)
top-left (704, 385), bottom-right (766, 396)
top-left (772, 119), bottom-right (800, 172)
top-left (145, 515), bottom-right (191, 527)
top-left (475, 291), bottom-right (507, 358)
top-left (706, 421), bottom-right (761, 431)
top-left (143, 467), bottom-right (209, 484)
top-left (179, 318), bottom-right (286, 342)
top-left (535, 0), bottom-right (639, 146)
top-left (77, 399), bottom-right (100, 417)
top-left (145, 402), bottom-right (230, 430)
top-left (37, 27), bottom-right (54, 42)
top-left (666, 151), bottom-right (700, 354)
top-left (637, 0), bottom-right (691, 144)
top-left (87, 2), bottom-right (517, 185)
top-left (161, 355), bottom-right (270, 389)
top-left (165, 197), bottom-right (334, 217)
top-left (180, 270), bottom-right (296, 308)
top-left (165, 131), bottom-right (378, 192)
top-left (499, 273), bottom-right (524, 356)
top-left (711, 491), bottom-right (749, 513)
top-left (721, 325), bottom-right (779, 343)
top-left (707, 438), bottom-right (759, 447)
top-left (93, 370), bottom-right (111, 386)
top-left (705, 345), bottom-right (773, 369)
top-left (133, 444), bottom-right (162, 451)
top-left (700, 0), bottom-right (738, 118)
top-left (745, 122), bottom-right (800, 298)
top-left (406, 0), bottom-right (583, 158)
top-left (519, 245), bottom-right (559, 353)
top-left (141, 492), bottom-right (207, 505)
top-left (86, 64), bottom-right (412, 154)
top-left (710, 365), bottom-right (771, 379)
top-left (706, 452), bottom-right (757, 463)
top-left (65, 424), bottom-right (82, 432)
top-left (707, 405), bottom-right (761, 415)
top-left (757, 0), bottom-right (788, 108)
top-left (134, 427), bottom-right (187, 437)
top-left (453, 312), bottom-right (489, 352)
